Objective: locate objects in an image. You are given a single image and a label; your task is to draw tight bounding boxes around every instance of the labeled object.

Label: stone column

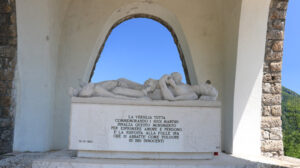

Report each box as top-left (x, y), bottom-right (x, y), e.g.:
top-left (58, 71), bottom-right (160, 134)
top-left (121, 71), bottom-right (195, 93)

top-left (261, 0), bottom-right (288, 157)
top-left (0, 0), bottom-right (17, 154)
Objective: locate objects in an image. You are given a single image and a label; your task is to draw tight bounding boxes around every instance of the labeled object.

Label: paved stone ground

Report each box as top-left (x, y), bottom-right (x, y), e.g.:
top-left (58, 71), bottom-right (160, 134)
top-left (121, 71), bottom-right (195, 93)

top-left (0, 151), bottom-right (76, 168)
top-left (0, 152), bottom-right (49, 168)
top-left (0, 150), bottom-right (299, 168)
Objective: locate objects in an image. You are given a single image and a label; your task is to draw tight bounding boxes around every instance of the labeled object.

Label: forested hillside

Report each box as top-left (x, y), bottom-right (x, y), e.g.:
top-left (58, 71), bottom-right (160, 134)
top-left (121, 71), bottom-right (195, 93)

top-left (282, 86), bottom-right (300, 158)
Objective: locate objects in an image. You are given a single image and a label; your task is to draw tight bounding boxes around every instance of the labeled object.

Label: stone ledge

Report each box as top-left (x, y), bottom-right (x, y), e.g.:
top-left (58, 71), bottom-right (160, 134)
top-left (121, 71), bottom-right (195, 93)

top-left (72, 97), bottom-right (221, 107)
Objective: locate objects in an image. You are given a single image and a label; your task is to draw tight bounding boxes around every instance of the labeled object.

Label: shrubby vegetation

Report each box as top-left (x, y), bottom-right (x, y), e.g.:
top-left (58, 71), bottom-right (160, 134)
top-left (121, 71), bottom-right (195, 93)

top-left (282, 86), bottom-right (300, 158)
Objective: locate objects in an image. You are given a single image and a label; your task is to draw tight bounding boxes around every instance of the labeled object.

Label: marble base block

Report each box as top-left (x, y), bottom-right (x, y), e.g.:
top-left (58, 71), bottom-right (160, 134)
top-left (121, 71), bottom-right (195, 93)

top-left (69, 97), bottom-right (221, 160)
top-left (77, 151), bottom-right (214, 160)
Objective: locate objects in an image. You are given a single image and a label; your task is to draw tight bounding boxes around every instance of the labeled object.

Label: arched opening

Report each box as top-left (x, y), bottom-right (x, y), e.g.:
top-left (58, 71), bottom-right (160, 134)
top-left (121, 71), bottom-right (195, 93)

top-left (89, 14), bottom-right (190, 84)
top-left (281, 0), bottom-right (300, 158)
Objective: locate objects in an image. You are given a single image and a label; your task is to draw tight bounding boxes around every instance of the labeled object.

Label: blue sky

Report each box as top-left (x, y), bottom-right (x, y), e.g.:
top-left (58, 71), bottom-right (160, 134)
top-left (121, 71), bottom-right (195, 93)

top-left (92, 3), bottom-right (299, 94)
top-left (282, 0), bottom-right (300, 94)
top-left (91, 18), bottom-right (186, 84)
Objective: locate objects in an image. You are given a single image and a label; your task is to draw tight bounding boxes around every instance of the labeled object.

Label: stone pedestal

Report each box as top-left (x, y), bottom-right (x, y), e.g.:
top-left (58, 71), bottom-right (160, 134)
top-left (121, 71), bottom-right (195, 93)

top-left (69, 97), bottom-right (221, 160)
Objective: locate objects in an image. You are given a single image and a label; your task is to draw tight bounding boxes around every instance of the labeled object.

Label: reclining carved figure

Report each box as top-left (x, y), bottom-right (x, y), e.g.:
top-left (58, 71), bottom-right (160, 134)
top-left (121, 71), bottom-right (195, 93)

top-left (69, 72), bottom-right (218, 101)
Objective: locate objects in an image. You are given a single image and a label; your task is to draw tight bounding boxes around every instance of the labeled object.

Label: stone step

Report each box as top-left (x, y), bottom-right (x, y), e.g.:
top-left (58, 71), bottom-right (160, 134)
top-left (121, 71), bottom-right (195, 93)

top-left (32, 151), bottom-right (297, 168)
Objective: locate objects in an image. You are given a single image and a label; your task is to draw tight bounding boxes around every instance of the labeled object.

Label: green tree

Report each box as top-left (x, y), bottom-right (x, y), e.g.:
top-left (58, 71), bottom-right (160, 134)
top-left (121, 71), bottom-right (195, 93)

top-left (282, 86), bottom-right (300, 158)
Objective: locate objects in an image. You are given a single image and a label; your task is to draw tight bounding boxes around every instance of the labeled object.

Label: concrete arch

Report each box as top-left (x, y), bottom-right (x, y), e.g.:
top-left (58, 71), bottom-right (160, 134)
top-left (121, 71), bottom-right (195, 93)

top-left (13, 0), bottom-right (248, 152)
top-left (50, 1), bottom-right (200, 149)
top-left (82, 2), bottom-right (197, 85)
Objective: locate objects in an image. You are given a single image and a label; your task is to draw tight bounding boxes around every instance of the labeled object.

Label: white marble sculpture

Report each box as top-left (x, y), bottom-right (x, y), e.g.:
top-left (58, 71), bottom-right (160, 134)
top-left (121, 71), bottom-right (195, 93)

top-left (69, 72), bottom-right (218, 101)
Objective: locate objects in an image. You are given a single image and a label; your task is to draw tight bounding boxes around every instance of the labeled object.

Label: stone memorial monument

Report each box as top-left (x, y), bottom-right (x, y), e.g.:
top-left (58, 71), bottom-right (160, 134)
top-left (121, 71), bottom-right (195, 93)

top-left (69, 72), bottom-right (221, 160)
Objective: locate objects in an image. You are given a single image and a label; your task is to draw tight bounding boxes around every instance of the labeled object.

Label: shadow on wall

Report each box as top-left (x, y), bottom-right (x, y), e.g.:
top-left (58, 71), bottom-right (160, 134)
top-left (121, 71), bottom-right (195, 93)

top-left (231, 0), bottom-right (271, 156)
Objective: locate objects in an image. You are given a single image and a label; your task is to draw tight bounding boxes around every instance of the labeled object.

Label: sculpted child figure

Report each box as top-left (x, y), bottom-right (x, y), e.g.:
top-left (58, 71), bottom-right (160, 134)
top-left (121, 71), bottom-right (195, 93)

top-left (158, 72), bottom-right (218, 101)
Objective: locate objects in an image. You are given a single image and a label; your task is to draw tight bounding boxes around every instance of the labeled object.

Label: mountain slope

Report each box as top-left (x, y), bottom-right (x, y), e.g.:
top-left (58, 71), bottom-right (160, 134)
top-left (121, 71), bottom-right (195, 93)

top-left (282, 86), bottom-right (300, 158)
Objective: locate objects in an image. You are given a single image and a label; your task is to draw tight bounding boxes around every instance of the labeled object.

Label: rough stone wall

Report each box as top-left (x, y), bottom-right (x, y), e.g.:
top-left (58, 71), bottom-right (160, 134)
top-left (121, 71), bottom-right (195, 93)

top-left (261, 0), bottom-right (288, 157)
top-left (0, 0), bottom-right (17, 154)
